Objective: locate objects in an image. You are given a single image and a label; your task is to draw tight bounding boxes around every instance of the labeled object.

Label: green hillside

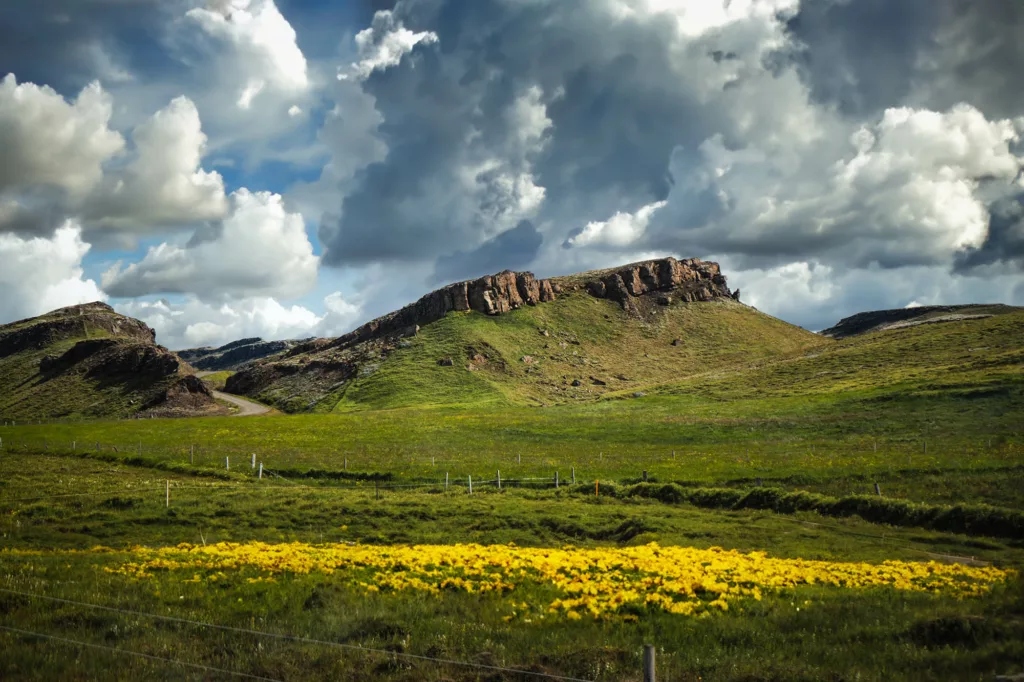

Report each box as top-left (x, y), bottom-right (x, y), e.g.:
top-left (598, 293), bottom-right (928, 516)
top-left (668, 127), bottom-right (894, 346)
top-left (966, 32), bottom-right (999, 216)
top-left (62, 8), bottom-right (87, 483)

top-left (0, 302), bottom-right (219, 421)
top-left (334, 294), bottom-right (826, 410)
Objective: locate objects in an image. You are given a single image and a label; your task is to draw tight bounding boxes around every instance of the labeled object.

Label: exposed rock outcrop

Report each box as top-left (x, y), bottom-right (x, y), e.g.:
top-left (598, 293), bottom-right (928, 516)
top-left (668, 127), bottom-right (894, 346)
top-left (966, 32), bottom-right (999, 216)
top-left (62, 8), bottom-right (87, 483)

top-left (0, 301), bottom-right (221, 420)
top-left (226, 257), bottom-right (738, 412)
top-left (576, 257), bottom-right (731, 313)
top-left (323, 270), bottom-right (558, 353)
top-left (0, 302), bottom-right (155, 360)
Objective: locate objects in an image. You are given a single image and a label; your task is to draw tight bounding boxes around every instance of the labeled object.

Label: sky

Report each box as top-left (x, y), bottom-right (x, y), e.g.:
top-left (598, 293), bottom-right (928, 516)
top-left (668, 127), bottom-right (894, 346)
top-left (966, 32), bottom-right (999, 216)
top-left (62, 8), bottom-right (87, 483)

top-left (1, 0), bottom-right (1022, 349)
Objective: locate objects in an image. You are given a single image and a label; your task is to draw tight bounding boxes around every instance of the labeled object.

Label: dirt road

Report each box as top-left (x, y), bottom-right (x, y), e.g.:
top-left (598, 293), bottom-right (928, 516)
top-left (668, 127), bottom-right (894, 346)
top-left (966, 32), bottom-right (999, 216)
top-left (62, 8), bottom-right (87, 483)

top-left (196, 372), bottom-right (270, 416)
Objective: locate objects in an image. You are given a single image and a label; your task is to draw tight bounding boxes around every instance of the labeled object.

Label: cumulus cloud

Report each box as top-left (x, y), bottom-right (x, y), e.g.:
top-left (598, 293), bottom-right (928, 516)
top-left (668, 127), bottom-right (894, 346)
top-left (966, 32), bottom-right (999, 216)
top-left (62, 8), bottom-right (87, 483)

top-left (0, 79), bottom-right (228, 240)
top-left (730, 259), bottom-right (1024, 332)
top-left (566, 201), bottom-right (667, 249)
top-left (346, 9), bottom-right (439, 80)
top-left (643, 103), bottom-right (1023, 270)
top-left (102, 188), bottom-right (317, 299)
top-left (0, 222), bottom-right (105, 322)
top-left (85, 96), bottom-right (228, 232)
top-left (186, 0), bottom-right (309, 110)
top-left (116, 290), bottom-right (362, 350)
top-left (0, 74), bottom-right (124, 202)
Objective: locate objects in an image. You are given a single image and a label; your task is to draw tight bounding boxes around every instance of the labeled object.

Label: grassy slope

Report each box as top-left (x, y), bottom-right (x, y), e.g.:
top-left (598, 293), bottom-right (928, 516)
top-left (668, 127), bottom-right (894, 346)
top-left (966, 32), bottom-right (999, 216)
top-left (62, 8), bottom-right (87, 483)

top-left (0, 328), bottom-right (154, 422)
top-left (1, 453), bottom-right (1022, 681)
top-left (2, 313), bottom-right (1024, 680)
top-left (333, 296), bottom-right (825, 410)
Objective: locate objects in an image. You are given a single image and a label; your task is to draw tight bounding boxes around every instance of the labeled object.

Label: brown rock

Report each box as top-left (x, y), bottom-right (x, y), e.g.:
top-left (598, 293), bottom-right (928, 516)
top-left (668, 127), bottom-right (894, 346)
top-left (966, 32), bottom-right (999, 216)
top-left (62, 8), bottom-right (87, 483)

top-left (438, 357), bottom-right (454, 366)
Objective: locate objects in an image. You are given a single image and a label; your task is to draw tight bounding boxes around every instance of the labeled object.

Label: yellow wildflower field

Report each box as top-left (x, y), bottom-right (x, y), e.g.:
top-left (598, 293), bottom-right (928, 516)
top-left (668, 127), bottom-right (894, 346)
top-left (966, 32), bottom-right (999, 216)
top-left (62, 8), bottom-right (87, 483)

top-left (101, 541), bottom-right (1014, 621)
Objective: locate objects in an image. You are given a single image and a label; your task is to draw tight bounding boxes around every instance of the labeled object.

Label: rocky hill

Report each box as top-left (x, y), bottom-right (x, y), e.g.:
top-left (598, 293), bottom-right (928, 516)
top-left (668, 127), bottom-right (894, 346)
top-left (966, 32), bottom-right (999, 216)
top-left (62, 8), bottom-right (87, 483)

top-left (820, 304), bottom-right (1023, 339)
top-left (0, 302), bottom-right (222, 420)
top-left (224, 257), bottom-right (817, 413)
top-left (178, 337), bottom-right (303, 371)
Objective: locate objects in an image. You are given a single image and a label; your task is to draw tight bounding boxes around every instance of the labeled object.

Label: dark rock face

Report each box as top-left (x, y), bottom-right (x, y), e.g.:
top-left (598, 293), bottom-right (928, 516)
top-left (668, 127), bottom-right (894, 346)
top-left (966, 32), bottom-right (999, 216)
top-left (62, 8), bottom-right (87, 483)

top-left (326, 270), bottom-right (558, 353)
top-left (576, 257), bottom-right (732, 310)
top-left (0, 302), bottom-right (155, 361)
top-left (178, 338), bottom-right (299, 371)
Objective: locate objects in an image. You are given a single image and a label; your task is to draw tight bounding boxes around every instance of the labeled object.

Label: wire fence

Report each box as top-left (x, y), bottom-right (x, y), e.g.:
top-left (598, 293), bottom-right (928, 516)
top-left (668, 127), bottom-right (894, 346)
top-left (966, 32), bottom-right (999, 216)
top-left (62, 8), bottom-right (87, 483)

top-left (0, 586), bottom-right (598, 682)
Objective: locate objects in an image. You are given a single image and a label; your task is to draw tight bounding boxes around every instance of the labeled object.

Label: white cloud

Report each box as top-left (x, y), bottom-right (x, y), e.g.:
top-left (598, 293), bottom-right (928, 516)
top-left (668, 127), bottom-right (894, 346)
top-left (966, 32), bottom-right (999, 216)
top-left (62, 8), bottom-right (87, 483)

top-left (347, 10), bottom-right (439, 80)
top-left (567, 200), bottom-right (667, 248)
top-left (0, 74), bottom-right (124, 200)
top-left (102, 188), bottom-right (317, 299)
top-left (116, 290), bottom-right (362, 350)
top-left (186, 0), bottom-right (309, 110)
top-left (0, 222), bottom-right (105, 321)
top-left (653, 103), bottom-right (1023, 269)
top-left (86, 96), bottom-right (227, 232)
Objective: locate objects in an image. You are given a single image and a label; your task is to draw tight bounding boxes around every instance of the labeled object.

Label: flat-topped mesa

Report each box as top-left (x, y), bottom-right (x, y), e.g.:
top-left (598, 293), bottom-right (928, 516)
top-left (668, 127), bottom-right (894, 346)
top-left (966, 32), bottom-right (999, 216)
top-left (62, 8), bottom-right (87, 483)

top-left (323, 270), bottom-right (557, 353)
top-left (568, 257), bottom-right (735, 306)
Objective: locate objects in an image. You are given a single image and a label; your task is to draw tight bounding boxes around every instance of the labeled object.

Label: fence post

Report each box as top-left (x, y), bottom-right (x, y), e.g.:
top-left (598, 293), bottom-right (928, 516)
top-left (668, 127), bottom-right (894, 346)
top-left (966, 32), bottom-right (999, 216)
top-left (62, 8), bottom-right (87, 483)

top-left (432, 456), bottom-right (435, 466)
top-left (497, 470), bottom-right (501, 490)
top-left (251, 453), bottom-right (256, 469)
top-left (517, 453), bottom-right (521, 464)
top-left (571, 467), bottom-right (576, 485)
top-left (874, 482), bottom-right (881, 496)
top-left (642, 470), bottom-right (648, 483)
top-left (259, 463), bottom-right (263, 480)
top-left (344, 456), bottom-right (348, 471)
top-left (468, 475), bottom-right (473, 494)
top-left (226, 456), bottom-right (229, 471)
top-left (596, 480), bottom-right (599, 498)
top-left (643, 644), bottom-right (655, 682)
top-left (555, 471), bottom-right (559, 489)
top-left (445, 472), bottom-right (449, 492)
top-left (166, 480), bottom-right (170, 508)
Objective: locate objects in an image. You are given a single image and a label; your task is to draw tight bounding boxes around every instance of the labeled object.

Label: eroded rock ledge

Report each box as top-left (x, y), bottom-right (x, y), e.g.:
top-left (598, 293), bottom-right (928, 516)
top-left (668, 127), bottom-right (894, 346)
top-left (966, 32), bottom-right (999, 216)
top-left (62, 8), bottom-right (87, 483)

top-left (287, 257), bottom-right (733, 357)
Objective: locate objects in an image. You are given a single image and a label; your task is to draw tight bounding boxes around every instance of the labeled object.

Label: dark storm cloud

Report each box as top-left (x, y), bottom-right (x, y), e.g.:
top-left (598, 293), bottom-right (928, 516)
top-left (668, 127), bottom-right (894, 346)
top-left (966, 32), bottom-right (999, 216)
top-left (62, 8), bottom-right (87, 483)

top-left (0, 0), bottom-right (186, 96)
top-left (319, 0), bottom-right (719, 267)
top-left (955, 192), bottom-right (1024, 272)
top-left (783, 0), bottom-right (1024, 120)
top-left (432, 219), bottom-right (542, 284)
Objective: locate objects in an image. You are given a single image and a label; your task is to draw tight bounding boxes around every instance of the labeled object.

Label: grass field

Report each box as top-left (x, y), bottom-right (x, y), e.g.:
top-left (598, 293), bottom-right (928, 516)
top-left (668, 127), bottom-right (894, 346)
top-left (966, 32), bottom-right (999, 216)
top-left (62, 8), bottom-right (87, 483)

top-left (1, 312), bottom-right (1023, 680)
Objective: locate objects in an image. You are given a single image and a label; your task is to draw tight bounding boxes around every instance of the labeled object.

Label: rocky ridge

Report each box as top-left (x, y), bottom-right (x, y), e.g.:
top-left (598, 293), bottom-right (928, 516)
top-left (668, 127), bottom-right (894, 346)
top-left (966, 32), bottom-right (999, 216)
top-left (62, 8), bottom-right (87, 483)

top-left (0, 302), bottom-right (220, 420)
top-left (225, 257), bottom-right (738, 411)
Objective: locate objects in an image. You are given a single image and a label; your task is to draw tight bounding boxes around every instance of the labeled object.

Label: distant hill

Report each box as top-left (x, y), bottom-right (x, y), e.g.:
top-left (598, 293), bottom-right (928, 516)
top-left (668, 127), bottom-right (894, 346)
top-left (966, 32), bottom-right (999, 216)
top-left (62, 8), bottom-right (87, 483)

top-left (178, 337), bottom-right (304, 371)
top-left (820, 304), bottom-right (1023, 339)
top-left (0, 302), bottom-right (221, 421)
top-left (225, 257), bottom-right (826, 412)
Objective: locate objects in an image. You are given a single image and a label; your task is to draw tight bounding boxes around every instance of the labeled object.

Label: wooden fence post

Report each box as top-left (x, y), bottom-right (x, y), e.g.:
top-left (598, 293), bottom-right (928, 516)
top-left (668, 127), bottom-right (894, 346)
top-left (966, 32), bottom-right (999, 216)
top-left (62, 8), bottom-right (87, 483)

top-left (643, 644), bottom-right (655, 682)
top-left (874, 482), bottom-right (881, 496)
top-left (595, 480), bottom-right (599, 498)
top-left (344, 456), bottom-right (348, 471)
top-left (554, 471), bottom-right (559, 489)
top-left (571, 467), bottom-right (576, 485)
top-left (642, 470), bottom-right (648, 483)
top-left (259, 463), bottom-right (263, 480)
top-left (226, 456), bottom-right (229, 471)
top-left (251, 453), bottom-right (256, 469)
top-left (468, 475), bottom-right (473, 494)
top-left (166, 480), bottom-right (170, 508)
top-left (497, 470), bottom-right (501, 490)
top-left (445, 472), bottom-right (449, 491)
top-left (517, 453), bottom-right (521, 464)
